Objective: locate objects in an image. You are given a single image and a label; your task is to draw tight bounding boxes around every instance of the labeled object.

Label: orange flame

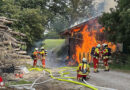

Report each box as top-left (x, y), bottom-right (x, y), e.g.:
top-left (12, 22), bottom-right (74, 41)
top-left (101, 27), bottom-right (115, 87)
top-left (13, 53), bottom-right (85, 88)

top-left (65, 18), bottom-right (116, 65)
top-left (75, 25), bottom-right (97, 63)
top-left (100, 27), bottom-right (105, 33)
top-left (73, 25), bottom-right (116, 64)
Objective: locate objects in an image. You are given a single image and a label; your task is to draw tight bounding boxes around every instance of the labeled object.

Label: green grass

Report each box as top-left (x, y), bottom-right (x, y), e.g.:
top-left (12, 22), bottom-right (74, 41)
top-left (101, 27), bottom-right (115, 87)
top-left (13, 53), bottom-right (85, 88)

top-left (43, 39), bottom-right (65, 50)
top-left (8, 80), bottom-right (32, 86)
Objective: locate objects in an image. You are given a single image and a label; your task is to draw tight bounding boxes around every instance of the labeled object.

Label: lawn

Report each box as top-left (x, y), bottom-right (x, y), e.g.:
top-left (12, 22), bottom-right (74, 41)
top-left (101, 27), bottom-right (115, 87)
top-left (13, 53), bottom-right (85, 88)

top-left (43, 39), bottom-right (65, 50)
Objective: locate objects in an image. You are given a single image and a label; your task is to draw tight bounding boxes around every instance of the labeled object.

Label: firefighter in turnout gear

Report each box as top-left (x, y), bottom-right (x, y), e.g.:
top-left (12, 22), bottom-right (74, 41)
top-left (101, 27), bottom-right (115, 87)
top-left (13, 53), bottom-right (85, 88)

top-left (77, 58), bottom-right (90, 81)
top-left (40, 47), bottom-right (47, 68)
top-left (33, 48), bottom-right (39, 67)
top-left (93, 44), bottom-right (101, 73)
top-left (102, 44), bottom-right (111, 71)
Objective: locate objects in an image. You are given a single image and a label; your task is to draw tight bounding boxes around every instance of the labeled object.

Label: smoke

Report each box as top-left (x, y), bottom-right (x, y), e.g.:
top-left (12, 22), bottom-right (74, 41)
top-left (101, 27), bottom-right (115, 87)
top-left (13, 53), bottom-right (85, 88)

top-left (28, 39), bottom-right (44, 55)
top-left (70, 0), bottom-right (117, 27)
top-left (94, 0), bottom-right (117, 13)
top-left (104, 0), bottom-right (117, 12)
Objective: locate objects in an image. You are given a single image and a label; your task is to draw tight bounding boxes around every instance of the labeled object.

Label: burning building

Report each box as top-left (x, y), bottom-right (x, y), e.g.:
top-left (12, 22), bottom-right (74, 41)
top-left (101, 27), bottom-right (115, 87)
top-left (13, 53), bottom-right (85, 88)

top-left (61, 16), bottom-right (116, 65)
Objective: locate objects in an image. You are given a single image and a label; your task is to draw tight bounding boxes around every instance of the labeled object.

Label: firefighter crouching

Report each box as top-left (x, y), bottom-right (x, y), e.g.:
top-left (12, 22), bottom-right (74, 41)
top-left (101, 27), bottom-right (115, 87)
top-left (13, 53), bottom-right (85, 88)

top-left (93, 44), bottom-right (101, 73)
top-left (77, 58), bottom-right (90, 81)
top-left (102, 44), bottom-right (111, 71)
top-left (33, 48), bottom-right (39, 67)
top-left (40, 47), bottom-right (47, 68)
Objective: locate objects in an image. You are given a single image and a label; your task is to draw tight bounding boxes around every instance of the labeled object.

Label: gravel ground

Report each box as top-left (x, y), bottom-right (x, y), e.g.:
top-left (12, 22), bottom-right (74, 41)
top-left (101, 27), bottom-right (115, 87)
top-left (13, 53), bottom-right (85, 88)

top-left (45, 49), bottom-right (130, 90)
top-left (7, 49), bottom-right (130, 90)
top-left (86, 69), bottom-right (130, 90)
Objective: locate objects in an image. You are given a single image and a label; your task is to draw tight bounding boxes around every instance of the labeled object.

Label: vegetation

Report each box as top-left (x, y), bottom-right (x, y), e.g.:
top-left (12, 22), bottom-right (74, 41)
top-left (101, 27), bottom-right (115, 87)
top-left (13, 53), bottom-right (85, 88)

top-left (43, 39), bottom-right (65, 50)
top-left (0, 0), bottom-right (93, 51)
top-left (9, 80), bottom-right (32, 85)
top-left (99, 0), bottom-right (130, 68)
top-left (99, 0), bottom-right (130, 53)
top-left (45, 32), bottom-right (61, 39)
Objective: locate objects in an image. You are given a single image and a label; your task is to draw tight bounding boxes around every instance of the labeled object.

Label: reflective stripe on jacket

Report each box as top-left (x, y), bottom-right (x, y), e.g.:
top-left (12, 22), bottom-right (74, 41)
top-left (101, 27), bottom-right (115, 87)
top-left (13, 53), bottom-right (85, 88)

top-left (94, 48), bottom-right (100, 59)
top-left (77, 63), bottom-right (90, 75)
top-left (102, 48), bottom-right (109, 59)
top-left (33, 51), bottom-right (39, 58)
top-left (40, 50), bottom-right (45, 59)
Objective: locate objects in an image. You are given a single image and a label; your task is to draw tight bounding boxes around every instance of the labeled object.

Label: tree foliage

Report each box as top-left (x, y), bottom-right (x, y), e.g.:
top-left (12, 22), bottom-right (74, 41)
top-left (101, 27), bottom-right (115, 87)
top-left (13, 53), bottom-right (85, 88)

top-left (99, 0), bottom-right (130, 53)
top-left (0, 0), bottom-right (93, 50)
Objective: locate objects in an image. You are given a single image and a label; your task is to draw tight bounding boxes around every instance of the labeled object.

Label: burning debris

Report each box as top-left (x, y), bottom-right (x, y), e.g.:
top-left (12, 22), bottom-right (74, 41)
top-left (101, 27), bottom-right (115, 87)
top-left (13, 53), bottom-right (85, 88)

top-left (61, 16), bottom-right (116, 65)
top-left (0, 17), bottom-right (31, 69)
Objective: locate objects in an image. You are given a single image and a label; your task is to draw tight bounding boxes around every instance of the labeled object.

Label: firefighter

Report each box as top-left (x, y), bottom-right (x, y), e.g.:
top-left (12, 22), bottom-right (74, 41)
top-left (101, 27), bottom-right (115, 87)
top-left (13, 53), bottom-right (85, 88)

top-left (77, 58), bottom-right (90, 81)
top-left (33, 48), bottom-right (39, 67)
top-left (93, 44), bottom-right (101, 73)
top-left (102, 44), bottom-right (110, 71)
top-left (40, 47), bottom-right (46, 68)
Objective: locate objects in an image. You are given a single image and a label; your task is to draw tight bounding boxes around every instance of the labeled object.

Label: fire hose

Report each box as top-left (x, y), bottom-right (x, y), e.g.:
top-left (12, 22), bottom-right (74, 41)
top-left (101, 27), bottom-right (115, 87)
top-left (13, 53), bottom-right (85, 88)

top-left (10, 67), bottom-right (98, 90)
top-left (44, 67), bottom-right (98, 90)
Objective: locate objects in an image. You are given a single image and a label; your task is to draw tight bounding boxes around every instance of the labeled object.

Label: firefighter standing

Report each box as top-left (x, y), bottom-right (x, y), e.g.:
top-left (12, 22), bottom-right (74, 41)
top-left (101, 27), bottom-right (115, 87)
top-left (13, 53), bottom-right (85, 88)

top-left (93, 44), bottom-right (101, 73)
top-left (77, 58), bottom-right (90, 81)
top-left (91, 47), bottom-right (95, 62)
top-left (102, 44), bottom-right (110, 71)
top-left (40, 47), bottom-right (47, 68)
top-left (33, 48), bottom-right (39, 67)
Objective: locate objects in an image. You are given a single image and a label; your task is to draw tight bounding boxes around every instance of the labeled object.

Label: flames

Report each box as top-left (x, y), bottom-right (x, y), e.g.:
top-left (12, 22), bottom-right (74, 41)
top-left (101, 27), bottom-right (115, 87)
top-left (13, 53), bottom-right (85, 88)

top-left (75, 25), bottom-right (97, 63)
top-left (64, 18), bottom-right (116, 65)
top-left (71, 25), bottom-right (116, 64)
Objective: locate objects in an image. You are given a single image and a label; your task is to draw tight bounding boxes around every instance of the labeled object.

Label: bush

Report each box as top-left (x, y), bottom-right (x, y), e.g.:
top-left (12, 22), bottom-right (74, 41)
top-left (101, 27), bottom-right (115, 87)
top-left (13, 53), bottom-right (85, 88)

top-left (110, 52), bottom-right (130, 70)
top-left (45, 32), bottom-right (61, 39)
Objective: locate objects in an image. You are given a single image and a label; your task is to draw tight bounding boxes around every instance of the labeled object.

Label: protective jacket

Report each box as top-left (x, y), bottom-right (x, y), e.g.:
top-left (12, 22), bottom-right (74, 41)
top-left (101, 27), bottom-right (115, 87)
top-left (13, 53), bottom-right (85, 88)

top-left (77, 63), bottom-right (90, 75)
top-left (102, 48), bottom-right (109, 59)
top-left (33, 51), bottom-right (39, 59)
top-left (40, 50), bottom-right (45, 59)
top-left (93, 48), bottom-right (100, 59)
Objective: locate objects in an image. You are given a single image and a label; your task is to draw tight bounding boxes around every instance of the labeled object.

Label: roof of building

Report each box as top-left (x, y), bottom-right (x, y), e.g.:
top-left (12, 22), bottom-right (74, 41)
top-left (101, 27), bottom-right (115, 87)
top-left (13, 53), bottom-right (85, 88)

top-left (61, 14), bottom-right (102, 36)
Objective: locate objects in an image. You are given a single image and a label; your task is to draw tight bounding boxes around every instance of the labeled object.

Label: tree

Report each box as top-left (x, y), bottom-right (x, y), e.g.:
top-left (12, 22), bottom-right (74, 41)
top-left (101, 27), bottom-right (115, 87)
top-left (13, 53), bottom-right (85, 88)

top-left (0, 0), bottom-right (93, 51)
top-left (50, 0), bottom-right (93, 25)
top-left (15, 9), bottom-right (45, 50)
top-left (0, 0), bottom-right (49, 50)
top-left (99, 0), bottom-right (130, 53)
top-left (48, 0), bottom-right (93, 35)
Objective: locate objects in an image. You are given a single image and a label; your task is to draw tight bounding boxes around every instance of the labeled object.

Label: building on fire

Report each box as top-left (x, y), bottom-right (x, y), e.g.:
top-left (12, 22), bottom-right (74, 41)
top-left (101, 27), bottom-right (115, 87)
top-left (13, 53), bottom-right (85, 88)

top-left (61, 15), bottom-right (117, 65)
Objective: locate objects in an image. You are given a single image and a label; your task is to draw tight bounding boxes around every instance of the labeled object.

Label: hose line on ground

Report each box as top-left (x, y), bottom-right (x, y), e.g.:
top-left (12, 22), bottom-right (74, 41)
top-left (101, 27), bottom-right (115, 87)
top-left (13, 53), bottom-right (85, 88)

top-left (44, 68), bottom-right (98, 90)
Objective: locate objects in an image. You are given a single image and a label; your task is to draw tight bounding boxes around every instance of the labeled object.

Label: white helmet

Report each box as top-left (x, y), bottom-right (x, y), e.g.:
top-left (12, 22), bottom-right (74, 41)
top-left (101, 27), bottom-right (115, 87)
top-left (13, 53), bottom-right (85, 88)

top-left (41, 47), bottom-right (44, 50)
top-left (102, 43), bottom-right (106, 47)
top-left (97, 44), bottom-right (101, 48)
top-left (82, 58), bottom-right (87, 63)
top-left (35, 48), bottom-right (38, 51)
top-left (103, 43), bottom-right (108, 47)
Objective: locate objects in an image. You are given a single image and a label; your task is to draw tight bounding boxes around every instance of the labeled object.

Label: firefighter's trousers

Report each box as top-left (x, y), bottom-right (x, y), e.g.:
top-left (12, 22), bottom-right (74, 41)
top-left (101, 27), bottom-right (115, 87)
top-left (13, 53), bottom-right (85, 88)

top-left (103, 58), bottom-right (109, 70)
top-left (33, 59), bottom-right (37, 67)
top-left (42, 59), bottom-right (45, 68)
top-left (93, 58), bottom-right (99, 72)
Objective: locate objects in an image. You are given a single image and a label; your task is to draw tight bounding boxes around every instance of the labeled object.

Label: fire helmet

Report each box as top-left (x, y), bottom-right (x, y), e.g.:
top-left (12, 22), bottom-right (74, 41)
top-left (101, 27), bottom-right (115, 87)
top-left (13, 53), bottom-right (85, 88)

top-left (97, 44), bottom-right (101, 48)
top-left (35, 48), bottom-right (38, 51)
top-left (82, 58), bottom-right (87, 63)
top-left (103, 43), bottom-right (108, 47)
top-left (102, 43), bottom-right (106, 47)
top-left (40, 47), bottom-right (44, 50)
